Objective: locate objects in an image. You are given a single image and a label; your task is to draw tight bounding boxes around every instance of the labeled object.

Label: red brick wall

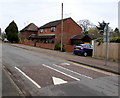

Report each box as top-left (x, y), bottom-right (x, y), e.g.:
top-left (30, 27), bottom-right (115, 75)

top-left (37, 18), bottom-right (82, 46)
top-left (55, 18), bottom-right (82, 45)
top-left (20, 40), bottom-right (76, 52)
top-left (38, 43), bottom-right (55, 50)
top-left (64, 45), bottom-right (75, 52)
top-left (20, 31), bottom-right (37, 39)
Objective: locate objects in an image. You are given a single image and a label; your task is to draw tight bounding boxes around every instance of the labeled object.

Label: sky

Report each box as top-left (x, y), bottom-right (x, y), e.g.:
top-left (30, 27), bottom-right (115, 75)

top-left (0, 0), bottom-right (119, 32)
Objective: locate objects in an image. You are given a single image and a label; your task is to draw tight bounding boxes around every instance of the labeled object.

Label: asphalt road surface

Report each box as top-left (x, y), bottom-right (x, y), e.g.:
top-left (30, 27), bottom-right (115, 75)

top-left (2, 43), bottom-right (119, 96)
top-left (2, 68), bottom-right (24, 97)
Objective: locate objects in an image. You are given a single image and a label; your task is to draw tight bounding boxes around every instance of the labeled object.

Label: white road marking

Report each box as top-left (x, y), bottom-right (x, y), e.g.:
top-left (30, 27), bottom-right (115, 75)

top-left (53, 64), bottom-right (93, 79)
top-left (42, 64), bottom-right (80, 81)
top-left (15, 67), bottom-right (41, 88)
top-left (52, 76), bottom-right (68, 85)
top-left (61, 63), bottom-right (70, 65)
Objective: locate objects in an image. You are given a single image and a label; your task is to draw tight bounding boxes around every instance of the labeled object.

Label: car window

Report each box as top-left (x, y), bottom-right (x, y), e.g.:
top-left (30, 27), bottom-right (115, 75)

top-left (78, 44), bottom-right (92, 48)
top-left (83, 44), bottom-right (91, 48)
top-left (81, 44), bottom-right (87, 48)
top-left (87, 45), bottom-right (91, 48)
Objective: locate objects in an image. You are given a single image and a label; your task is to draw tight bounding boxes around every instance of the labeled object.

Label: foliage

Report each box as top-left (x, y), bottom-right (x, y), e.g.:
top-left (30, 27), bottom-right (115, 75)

top-left (109, 37), bottom-right (120, 43)
top-left (54, 43), bottom-right (65, 52)
top-left (96, 21), bottom-right (107, 35)
top-left (84, 31), bottom-right (88, 35)
top-left (5, 21), bottom-right (19, 43)
top-left (88, 28), bottom-right (99, 34)
top-left (95, 37), bottom-right (120, 43)
top-left (94, 38), bottom-right (104, 43)
top-left (114, 28), bottom-right (120, 34)
top-left (1, 32), bottom-right (7, 40)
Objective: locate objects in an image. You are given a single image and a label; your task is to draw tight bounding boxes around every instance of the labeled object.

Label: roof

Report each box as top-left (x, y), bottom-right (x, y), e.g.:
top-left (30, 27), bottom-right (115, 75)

top-left (71, 34), bottom-right (85, 40)
top-left (20, 23), bottom-right (38, 32)
top-left (71, 34), bottom-right (102, 40)
top-left (39, 17), bottom-right (71, 29)
top-left (88, 34), bottom-right (103, 39)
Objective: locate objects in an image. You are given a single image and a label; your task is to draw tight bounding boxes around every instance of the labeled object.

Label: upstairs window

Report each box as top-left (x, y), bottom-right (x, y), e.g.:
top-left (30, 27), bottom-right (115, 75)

top-left (51, 27), bottom-right (56, 32)
top-left (40, 29), bottom-right (44, 33)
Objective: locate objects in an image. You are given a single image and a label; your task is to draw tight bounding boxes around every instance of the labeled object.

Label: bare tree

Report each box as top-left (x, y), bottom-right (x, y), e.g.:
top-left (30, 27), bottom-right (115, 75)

top-left (77, 19), bottom-right (95, 34)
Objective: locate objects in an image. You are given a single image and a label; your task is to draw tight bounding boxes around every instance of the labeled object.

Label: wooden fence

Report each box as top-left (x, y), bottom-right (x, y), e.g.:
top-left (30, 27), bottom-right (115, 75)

top-left (93, 42), bottom-right (120, 61)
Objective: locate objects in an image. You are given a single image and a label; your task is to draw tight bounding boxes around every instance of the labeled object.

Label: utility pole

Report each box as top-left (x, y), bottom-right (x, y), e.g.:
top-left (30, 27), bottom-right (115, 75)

top-left (104, 23), bottom-right (109, 66)
top-left (61, 3), bottom-right (63, 52)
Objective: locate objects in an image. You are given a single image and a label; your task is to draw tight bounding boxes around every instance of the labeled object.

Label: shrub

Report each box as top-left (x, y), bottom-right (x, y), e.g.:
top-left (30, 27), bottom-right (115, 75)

top-left (54, 43), bottom-right (65, 52)
top-left (110, 37), bottom-right (120, 43)
top-left (95, 37), bottom-right (120, 43)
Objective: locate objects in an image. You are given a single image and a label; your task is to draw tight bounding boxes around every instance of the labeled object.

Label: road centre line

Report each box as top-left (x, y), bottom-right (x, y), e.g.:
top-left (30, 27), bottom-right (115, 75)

top-left (15, 67), bottom-right (41, 88)
top-left (42, 64), bottom-right (80, 81)
top-left (53, 64), bottom-right (93, 79)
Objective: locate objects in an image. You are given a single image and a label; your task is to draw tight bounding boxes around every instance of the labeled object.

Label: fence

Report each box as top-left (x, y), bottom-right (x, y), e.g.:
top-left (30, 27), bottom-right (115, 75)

top-left (93, 42), bottom-right (119, 61)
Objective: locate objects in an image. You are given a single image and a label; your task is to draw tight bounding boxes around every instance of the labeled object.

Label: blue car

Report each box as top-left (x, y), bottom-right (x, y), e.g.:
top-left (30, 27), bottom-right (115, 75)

top-left (74, 44), bottom-right (93, 56)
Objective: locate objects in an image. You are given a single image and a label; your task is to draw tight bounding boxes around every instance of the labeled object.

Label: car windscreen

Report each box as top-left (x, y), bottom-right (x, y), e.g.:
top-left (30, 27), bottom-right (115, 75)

top-left (81, 44), bottom-right (92, 48)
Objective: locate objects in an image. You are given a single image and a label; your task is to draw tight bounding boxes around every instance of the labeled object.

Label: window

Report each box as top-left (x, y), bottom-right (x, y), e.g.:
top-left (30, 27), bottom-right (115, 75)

top-left (45, 29), bottom-right (47, 33)
top-left (51, 27), bottom-right (56, 32)
top-left (40, 29), bottom-right (44, 33)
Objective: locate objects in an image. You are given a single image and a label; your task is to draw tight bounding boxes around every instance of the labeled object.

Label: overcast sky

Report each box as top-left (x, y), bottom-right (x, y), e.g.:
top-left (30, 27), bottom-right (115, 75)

top-left (0, 0), bottom-right (119, 31)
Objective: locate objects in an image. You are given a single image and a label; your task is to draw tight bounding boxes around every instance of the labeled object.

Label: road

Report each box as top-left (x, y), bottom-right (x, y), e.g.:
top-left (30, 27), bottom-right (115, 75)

top-left (2, 43), bottom-right (119, 96)
top-left (2, 68), bottom-right (24, 97)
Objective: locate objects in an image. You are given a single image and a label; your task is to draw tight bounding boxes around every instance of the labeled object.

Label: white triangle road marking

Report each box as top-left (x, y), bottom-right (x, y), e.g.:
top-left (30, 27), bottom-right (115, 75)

top-left (52, 76), bottom-right (68, 85)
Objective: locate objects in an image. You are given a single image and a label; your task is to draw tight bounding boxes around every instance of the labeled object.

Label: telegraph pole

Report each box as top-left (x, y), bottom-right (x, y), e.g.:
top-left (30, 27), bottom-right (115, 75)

top-left (61, 3), bottom-right (63, 51)
top-left (104, 23), bottom-right (109, 66)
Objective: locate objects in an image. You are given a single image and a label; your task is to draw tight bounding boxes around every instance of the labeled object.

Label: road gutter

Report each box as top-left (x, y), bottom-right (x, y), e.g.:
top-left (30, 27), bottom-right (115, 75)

top-left (2, 65), bottom-right (25, 97)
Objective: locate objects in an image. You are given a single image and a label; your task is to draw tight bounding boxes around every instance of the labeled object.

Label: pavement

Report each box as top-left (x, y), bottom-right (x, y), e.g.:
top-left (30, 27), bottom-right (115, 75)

top-left (10, 43), bottom-right (119, 75)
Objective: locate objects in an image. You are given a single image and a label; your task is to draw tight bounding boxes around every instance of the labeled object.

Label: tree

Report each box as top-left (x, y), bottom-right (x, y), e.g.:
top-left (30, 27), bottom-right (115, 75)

top-left (114, 28), bottom-right (120, 34)
top-left (1, 31), bottom-right (7, 40)
top-left (88, 28), bottom-right (99, 35)
top-left (77, 19), bottom-right (95, 34)
top-left (5, 21), bottom-right (19, 43)
top-left (96, 21), bottom-right (106, 35)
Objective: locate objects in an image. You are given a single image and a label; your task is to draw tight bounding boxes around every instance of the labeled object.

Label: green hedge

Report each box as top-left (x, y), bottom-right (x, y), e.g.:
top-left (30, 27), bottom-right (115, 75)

top-left (95, 37), bottom-right (120, 43)
top-left (109, 37), bottom-right (120, 43)
top-left (54, 43), bottom-right (65, 52)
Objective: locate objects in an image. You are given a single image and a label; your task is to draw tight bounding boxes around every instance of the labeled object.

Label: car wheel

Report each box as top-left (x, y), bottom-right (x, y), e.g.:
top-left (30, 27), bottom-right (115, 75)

top-left (84, 52), bottom-right (87, 57)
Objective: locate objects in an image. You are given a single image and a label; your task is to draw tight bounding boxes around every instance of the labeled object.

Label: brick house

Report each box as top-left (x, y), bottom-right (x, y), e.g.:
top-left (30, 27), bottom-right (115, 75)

top-left (20, 23), bottom-right (38, 40)
top-left (30, 17), bottom-right (82, 46)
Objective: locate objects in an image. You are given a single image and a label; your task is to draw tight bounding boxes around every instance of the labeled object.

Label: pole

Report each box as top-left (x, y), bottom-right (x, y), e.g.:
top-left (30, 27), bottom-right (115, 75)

top-left (61, 3), bottom-right (63, 51)
top-left (104, 23), bottom-right (109, 66)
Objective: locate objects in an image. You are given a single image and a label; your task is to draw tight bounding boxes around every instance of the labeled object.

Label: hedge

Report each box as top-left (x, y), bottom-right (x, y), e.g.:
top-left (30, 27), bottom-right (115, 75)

top-left (95, 37), bottom-right (120, 43)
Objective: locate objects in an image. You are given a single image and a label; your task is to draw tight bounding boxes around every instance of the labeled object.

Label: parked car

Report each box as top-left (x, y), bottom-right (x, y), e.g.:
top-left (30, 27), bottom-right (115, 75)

top-left (74, 44), bottom-right (93, 56)
top-left (3, 38), bottom-right (9, 43)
